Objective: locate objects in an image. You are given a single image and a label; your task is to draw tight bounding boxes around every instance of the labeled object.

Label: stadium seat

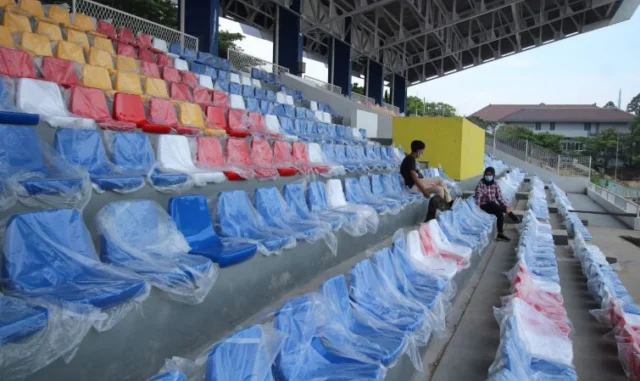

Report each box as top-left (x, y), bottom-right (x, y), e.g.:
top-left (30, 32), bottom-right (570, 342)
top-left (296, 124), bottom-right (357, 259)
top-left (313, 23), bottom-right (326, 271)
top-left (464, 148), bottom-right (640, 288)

top-left (39, 56), bottom-right (79, 87)
top-left (168, 194), bottom-right (257, 267)
top-left (108, 131), bottom-right (190, 188)
top-left (144, 77), bottom-right (170, 98)
top-left (4, 208), bottom-right (146, 311)
top-left (177, 102), bottom-right (221, 135)
top-left (20, 32), bottom-right (52, 56)
top-left (195, 136), bottom-right (225, 167)
top-left (88, 47), bottom-right (114, 70)
top-left (418, 221), bottom-right (472, 268)
top-left (196, 51), bottom-right (215, 66)
top-left (4, 11), bottom-right (31, 33)
top-left (215, 190), bottom-right (295, 253)
top-left (245, 97), bottom-right (259, 113)
top-left (16, 78), bottom-right (95, 128)
top-left (136, 33), bottom-right (152, 50)
top-left (224, 138), bottom-right (254, 180)
top-left (36, 21), bottom-right (62, 41)
top-left (116, 55), bottom-right (139, 73)
top-left (308, 142), bottom-right (341, 174)
top-left (212, 90), bottom-right (229, 108)
top-left (282, 183), bottom-right (342, 230)
top-left (390, 235), bottom-right (453, 293)
top-left (0, 294), bottom-right (48, 345)
top-left (162, 66), bottom-right (181, 83)
top-left (65, 29), bottom-right (89, 50)
top-left (229, 94), bottom-right (245, 110)
top-left (292, 142), bottom-right (322, 174)
top-left (273, 140), bottom-right (298, 176)
top-left (147, 371), bottom-right (187, 381)
top-left (193, 86), bottom-right (212, 105)
top-left (273, 295), bottom-right (385, 381)
top-left (54, 128), bottom-right (144, 191)
top-left (156, 135), bottom-right (226, 185)
top-left (247, 111), bottom-right (270, 136)
top-left (170, 82), bottom-right (192, 102)
top-left (71, 14), bottom-right (97, 34)
top-left (115, 71), bottom-right (143, 95)
top-left (0, 25), bottom-right (13, 48)
top-left (81, 64), bottom-right (113, 91)
top-left (359, 176), bottom-right (402, 211)
top-left (205, 106), bottom-right (227, 131)
top-left (141, 61), bottom-right (161, 79)
top-left (112, 92), bottom-right (172, 134)
top-left (55, 40), bottom-right (85, 64)
top-left (147, 97), bottom-right (186, 133)
top-left (116, 42), bottom-right (136, 58)
top-left (156, 53), bottom-right (172, 67)
top-left (371, 174), bottom-right (411, 206)
top-left (47, 4), bottom-right (73, 27)
top-left (138, 48), bottom-right (155, 63)
top-left (227, 109), bottom-right (250, 137)
top-left (174, 58), bottom-right (189, 71)
top-left (115, 27), bottom-right (135, 45)
top-left (0, 47), bottom-right (35, 78)
top-left (182, 71), bottom-right (198, 88)
top-left (344, 178), bottom-right (389, 214)
top-left (250, 139), bottom-right (279, 178)
top-left (199, 75), bottom-right (214, 90)
top-left (204, 325), bottom-right (275, 381)
top-left (92, 36), bottom-right (116, 56)
top-left (152, 37), bottom-right (169, 54)
top-left (96, 20), bottom-right (116, 39)
top-left (69, 86), bottom-right (136, 131)
top-left (97, 200), bottom-right (215, 304)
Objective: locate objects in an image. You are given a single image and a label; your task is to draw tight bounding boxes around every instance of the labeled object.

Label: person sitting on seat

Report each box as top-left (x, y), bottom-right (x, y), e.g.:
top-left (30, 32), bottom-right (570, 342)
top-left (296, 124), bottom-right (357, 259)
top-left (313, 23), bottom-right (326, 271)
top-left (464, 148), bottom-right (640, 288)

top-left (400, 140), bottom-right (453, 205)
top-left (474, 166), bottom-right (519, 242)
top-left (425, 195), bottom-right (449, 222)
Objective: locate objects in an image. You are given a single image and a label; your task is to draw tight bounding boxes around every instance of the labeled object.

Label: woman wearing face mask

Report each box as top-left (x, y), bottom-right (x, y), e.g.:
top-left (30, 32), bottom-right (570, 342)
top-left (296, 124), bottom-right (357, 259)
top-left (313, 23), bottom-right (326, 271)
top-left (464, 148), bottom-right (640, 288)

top-left (474, 167), bottom-right (519, 241)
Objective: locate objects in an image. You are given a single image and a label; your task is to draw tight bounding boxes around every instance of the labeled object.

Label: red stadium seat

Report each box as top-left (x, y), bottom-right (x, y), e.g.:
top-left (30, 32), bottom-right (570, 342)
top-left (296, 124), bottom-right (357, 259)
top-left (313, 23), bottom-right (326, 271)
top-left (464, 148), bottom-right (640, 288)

top-left (0, 47), bottom-right (35, 78)
top-left (227, 109), bottom-right (250, 138)
top-left (112, 92), bottom-right (171, 134)
top-left (224, 138), bottom-right (253, 180)
top-left (138, 48), bottom-right (155, 63)
top-left (196, 136), bottom-right (225, 167)
top-left (193, 87), bottom-right (212, 106)
top-left (292, 142), bottom-right (326, 173)
top-left (156, 53), bottom-right (172, 67)
top-left (69, 86), bottom-right (136, 131)
top-left (96, 20), bottom-right (116, 39)
top-left (140, 61), bottom-right (161, 79)
top-left (250, 139), bottom-right (279, 178)
top-left (116, 42), bottom-right (137, 58)
top-left (169, 82), bottom-right (193, 102)
top-left (136, 33), bottom-right (152, 49)
top-left (212, 90), bottom-right (229, 108)
top-left (116, 27), bottom-right (135, 45)
top-left (182, 71), bottom-right (197, 88)
top-left (41, 56), bottom-right (77, 86)
top-left (162, 66), bottom-right (181, 83)
top-left (205, 107), bottom-right (228, 131)
top-left (148, 98), bottom-right (199, 136)
top-left (247, 112), bottom-right (278, 138)
top-left (272, 140), bottom-right (297, 176)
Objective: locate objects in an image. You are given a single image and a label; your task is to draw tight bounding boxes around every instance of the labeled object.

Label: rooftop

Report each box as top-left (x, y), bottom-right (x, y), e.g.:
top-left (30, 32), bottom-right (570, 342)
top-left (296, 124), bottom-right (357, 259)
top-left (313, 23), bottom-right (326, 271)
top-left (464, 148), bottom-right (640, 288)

top-left (472, 103), bottom-right (634, 123)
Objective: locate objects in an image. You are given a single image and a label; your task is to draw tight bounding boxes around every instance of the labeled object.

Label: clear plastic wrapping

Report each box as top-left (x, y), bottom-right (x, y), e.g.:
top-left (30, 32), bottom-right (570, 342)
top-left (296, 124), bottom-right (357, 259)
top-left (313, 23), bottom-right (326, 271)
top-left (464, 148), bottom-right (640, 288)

top-left (308, 142), bottom-right (346, 176)
top-left (156, 135), bottom-right (226, 186)
top-left (194, 136), bottom-right (254, 180)
top-left (405, 230), bottom-right (459, 280)
top-left (418, 220), bottom-right (472, 270)
top-left (326, 179), bottom-right (379, 235)
top-left (97, 200), bottom-right (217, 304)
top-left (249, 139), bottom-right (280, 181)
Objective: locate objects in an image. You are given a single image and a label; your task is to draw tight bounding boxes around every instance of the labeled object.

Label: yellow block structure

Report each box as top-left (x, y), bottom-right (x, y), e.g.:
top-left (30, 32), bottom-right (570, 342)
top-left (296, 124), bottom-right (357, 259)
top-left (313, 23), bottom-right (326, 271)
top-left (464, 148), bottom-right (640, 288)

top-left (392, 116), bottom-right (485, 180)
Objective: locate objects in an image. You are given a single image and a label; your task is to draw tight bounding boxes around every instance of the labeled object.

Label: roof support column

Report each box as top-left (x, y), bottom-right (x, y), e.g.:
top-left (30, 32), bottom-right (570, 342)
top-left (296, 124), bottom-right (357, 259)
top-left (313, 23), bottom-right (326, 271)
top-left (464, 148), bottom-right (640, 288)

top-left (180, 0), bottom-right (220, 55)
top-left (392, 74), bottom-right (407, 113)
top-left (328, 17), bottom-right (352, 96)
top-left (273, 0), bottom-right (302, 75)
top-left (365, 59), bottom-right (383, 105)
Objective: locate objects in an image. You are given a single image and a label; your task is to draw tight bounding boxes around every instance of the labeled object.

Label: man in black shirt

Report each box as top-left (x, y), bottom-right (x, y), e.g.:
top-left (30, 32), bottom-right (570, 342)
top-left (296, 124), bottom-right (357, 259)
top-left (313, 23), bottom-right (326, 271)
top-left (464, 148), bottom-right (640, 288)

top-left (400, 140), bottom-right (453, 203)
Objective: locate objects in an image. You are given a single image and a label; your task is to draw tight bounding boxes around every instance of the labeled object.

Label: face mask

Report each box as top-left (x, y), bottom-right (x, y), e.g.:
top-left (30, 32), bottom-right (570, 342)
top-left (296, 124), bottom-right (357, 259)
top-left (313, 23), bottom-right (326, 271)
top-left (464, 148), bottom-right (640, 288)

top-left (484, 175), bottom-right (494, 182)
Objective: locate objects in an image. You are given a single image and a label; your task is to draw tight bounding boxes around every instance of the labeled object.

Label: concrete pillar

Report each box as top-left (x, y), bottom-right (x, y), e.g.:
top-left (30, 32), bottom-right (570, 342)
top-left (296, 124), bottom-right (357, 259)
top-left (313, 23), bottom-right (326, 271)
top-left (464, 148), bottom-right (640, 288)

top-left (181, 0), bottom-right (220, 55)
top-left (365, 59), bottom-right (383, 105)
top-left (273, 0), bottom-right (302, 75)
top-left (328, 17), bottom-right (352, 96)
top-left (392, 73), bottom-right (407, 113)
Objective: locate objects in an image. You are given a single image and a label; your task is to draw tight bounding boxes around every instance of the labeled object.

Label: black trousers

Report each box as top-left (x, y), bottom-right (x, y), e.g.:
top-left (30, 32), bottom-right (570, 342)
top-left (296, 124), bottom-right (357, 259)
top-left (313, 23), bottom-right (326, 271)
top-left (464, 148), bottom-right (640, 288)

top-left (481, 202), bottom-right (507, 233)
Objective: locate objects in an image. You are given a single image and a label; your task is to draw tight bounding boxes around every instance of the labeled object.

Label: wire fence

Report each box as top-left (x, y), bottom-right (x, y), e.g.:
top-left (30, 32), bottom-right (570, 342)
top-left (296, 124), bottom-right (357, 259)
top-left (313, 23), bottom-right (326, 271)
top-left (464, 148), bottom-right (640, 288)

top-left (71, 0), bottom-right (198, 50)
top-left (227, 49), bottom-right (289, 77)
top-left (485, 132), bottom-right (592, 178)
top-left (302, 75), bottom-right (342, 95)
top-left (350, 92), bottom-right (375, 106)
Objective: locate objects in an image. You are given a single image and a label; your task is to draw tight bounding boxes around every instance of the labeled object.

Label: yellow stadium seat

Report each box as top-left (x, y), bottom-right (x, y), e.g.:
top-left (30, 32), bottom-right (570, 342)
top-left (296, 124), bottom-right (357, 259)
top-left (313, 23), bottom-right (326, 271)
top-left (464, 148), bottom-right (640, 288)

top-left (20, 32), bottom-right (52, 56)
top-left (65, 29), bottom-right (89, 50)
top-left (71, 13), bottom-right (94, 32)
top-left (115, 55), bottom-right (138, 73)
top-left (46, 4), bottom-right (72, 26)
top-left (144, 77), bottom-right (169, 98)
top-left (36, 21), bottom-right (62, 41)
top-left (0, 0), bottom-right (17, 8)
top-left (82, 64), bottom-right (112, 91)
top-left (4, 11), bottom-right (31, 33)
top-left (88, 47), bottom-right (113, 70)
top-left (56, 40), bottom-right (84, 64)
top-left (92, 36), bottom-right (114, 55)
top-left (0, 25), bottom-right (15, 48)
top-left (19, 0), bottom-right (46, 19)
top-left (178, 102), bottom-right (206, 128)
top-left (115, 72), bottom-right (143, 95)
top-left (203, 128), bottom-right (225, 136)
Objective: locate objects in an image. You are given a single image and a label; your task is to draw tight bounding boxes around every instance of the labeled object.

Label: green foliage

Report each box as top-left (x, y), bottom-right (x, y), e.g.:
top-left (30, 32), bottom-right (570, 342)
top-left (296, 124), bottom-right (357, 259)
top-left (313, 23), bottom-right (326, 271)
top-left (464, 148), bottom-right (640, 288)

top-left (405, 96), bottom-right (456, 116)
top-left (406, 96), bottom-right (424, 115)
top-left (627, 93), bottom-right (640, 115)
top-left (467, 116), bottom-right (496, 130)
top-left (604, 101), bottom-right (617, 109)
top-left (496, 125), bottom-right (564, 153)
top-left (351, 83), bottom-right (365, 95)
top-left (218, 30), bottom-right (244, 58)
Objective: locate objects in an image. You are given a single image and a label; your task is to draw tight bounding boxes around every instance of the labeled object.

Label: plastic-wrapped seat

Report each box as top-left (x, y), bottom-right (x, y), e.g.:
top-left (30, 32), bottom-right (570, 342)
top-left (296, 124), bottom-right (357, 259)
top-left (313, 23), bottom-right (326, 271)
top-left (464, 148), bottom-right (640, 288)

top-left (65, 29), bottom-right (90, 51)
top-left (326, 179), bottom-right (379, 234)
top-left (115, 27), bottom-right (135, 45)
top-left (81, 64), bottom-right (112, 91)
top-left (114, 71), bottom-right (143, 95)
top-left (36, 21), bottom-right (62, 41)
top-left (54, 128), bottom-right (145, 192)
top-left (4, 11), bottom-right (31, 34)
top-left (0, 294), bottom-right (48, 345)
top-left (149, 98), bottom-right (200, 135)
top-left (227, 109), bottom-right (250, 137)
top-left (92, 36), bottom-right (115, 55)
top-left (147, 371), bottom-right (187, 381)
top-left (116, 42), bottom-right (136, 58)
top-left (283, 183), bottom-right (343, 231)
top-left (20, 32), bottom-right (52, 56)
top-left (156, 135), bottom-right (226, 186)
top-left (216, 190), bottom-right (296, 255)
top-left (418, 220), bottom-right (472, 269)
top-left (359, 176), bottom-right (402, 212)
top-left (141, 61), bottom-right (161, 79)
top-left (88, 47), bottom-right (114, 70)
top-left (205, 106), bottom-right (227, 131)
top-left (344, 177), bottom-right (390, 214)
top-left (16, 78), bottom-right (95, 128)
top-left (273, 295), bottom-right (385, 381)
top-left (193, 86), bottom-right (212, 105)
top-left (272, 140), bottom-right (298, 176)
top-left (39, 56), bottom-right (77, 87)
top-left (0, 25), bottom-right (15, 48)
top-left (0, 47), bottom-right (36, 78)
top-left (69, 86), bottom-right (136, 131)
top-left (111, 93), bottom-right (170, 134)
top-left (224, 138), bottom-right (254, 180)
top-left (182, 71), bottom-right (198, 88)
top-left (250, 139), bottom-right (279, 179)
top-left (162, 66), bottom-right (181, 83)
top-left (97, 200), bottom-right (216, 304)
top-left (371, 174), bottom-right (411, 207)
top-left (144, 77), bottom-right (170, 98)
top-left (212, 90), bottom-right (229, 108)
top-left (138, 48), bottom-right (155, 63)
top-left (170, 82), bottom-right (193, 102)
top-left (168, 194), bottom-right (257, 268)
top-left (292, 142), bottom-right (327, 174)
top-left (55, 40), bottom-right (85, 64)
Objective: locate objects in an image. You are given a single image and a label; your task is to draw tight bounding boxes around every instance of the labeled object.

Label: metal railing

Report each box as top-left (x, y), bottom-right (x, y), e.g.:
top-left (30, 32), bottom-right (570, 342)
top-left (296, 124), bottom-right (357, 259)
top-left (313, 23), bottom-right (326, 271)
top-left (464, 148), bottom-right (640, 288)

top-left (382, 102), bottom-right (400, 115)
top-left (598, 179), bottom-right (640, 199)
top-left (485, 132), bottom-right (592, 178)
top-left (302, 75), bottom-right (342, 95)
top-left (588, 183), bottom-right (640, 217)
top-left (350, 92), bottom-right (375, 106)
top-left (71, 0), bottom-right (198, 50)
top-left (227, 49), bottom-right (289, 77)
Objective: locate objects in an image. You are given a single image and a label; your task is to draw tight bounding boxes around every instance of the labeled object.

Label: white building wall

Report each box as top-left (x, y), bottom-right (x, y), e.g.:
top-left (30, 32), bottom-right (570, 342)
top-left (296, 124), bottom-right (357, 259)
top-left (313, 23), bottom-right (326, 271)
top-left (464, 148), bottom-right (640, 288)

top-left (508, 122), bottom-right (630, 137)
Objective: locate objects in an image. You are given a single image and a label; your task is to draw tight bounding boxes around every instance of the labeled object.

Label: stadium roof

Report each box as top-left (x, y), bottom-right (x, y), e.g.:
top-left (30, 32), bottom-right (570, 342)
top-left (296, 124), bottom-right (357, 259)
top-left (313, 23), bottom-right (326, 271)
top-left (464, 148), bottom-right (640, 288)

top-left (472, 103), bottom-right (635, 123)
top-left (220, 0), bottom-right (638, 86)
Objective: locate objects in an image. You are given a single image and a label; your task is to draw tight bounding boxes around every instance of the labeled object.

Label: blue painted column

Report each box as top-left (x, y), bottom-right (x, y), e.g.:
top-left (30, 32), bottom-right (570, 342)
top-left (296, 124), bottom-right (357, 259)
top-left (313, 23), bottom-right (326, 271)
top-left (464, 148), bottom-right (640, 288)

top-left (392, 74), bottom-right (407, 113)
top-left (273, 0), bottom-right (302, 75)
top-left (181, 0), bottom-right (220, 55)
top-left (365, 59), bottom-right (383, 105)
top-left (328, 17), bottom-right (352, 96)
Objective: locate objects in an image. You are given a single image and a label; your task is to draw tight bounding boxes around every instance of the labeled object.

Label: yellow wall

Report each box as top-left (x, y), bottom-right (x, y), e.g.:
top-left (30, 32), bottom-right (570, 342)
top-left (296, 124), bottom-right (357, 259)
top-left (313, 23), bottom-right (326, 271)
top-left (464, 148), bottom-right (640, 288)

top-left (392, 116), bottom-right (485, 180)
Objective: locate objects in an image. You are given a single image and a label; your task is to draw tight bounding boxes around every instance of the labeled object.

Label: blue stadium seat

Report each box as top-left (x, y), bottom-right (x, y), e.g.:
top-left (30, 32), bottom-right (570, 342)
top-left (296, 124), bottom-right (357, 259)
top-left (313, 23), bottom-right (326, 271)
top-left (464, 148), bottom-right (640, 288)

top-left (254, 187), bottom-right (324, 240)
top-left (307, 181), bottom-right (357, 223)
top-left (214, 79), bottom-right (229, 92)
top-left (182, 47), bottom-right (197, 62)
top-left (3, 209), bottom-right (147, 309)
top-left (216, 190), bottom-right (295, 253)
top-left (266, 90), bottom-right (276, 102)
top-left (0, 294), bottom-right (48, 345)
top-left (345, 146), bottom-right (367, 171)
top-left (319, 275), bottom-right (406, 366)
top-left (260, 101), bottom-right (272, 115)
top-left (229, 82), bottom-right (241, 95)
top-left (242, 85), bottom-right (254, 98)
top-left (246, 97), bottom-right (260, 113)
top-left (326, 124), bottom-right (338, 141)
top-left (217, 70), bottom-right (229, 80)
top-left (390, 237), bottom-right (451, 294)
top-left (305, 108), bottom-right (315, 120)
top-left (335, 146), bottom-right (360, 172)
top-left (255, 88), bottom-right (267, 100)
top-left (168, 195), bottom-right (257, 268)
top-left (371, 174), bottom-right (410, 207)
top-left (196, 51), bottom-right (215, 66)
top-left (205, 325), bottom-right (276, 381)
top-left (190, 62), bottom-right (207, 75)
top-left (295, 107), bottom-right (306, 119)
top-left (283, 105), bottom-right (295, 118)
top-left (272, 104), bottom-right (286, 117)
top-left (273, 295), bottom-right (385, 381)
top-left (278, 117), bottom-right (296, 135)
top-left (344, 178), bottom-right (388, 213)
top-left (108, 131), bottom-right (189, 189)
top-left (359, 176), bottom-right (402, 211)
top-left (385, 174), bottom-right (422, 203)
top-left (250, 68), bottom-right (263, 80)
top-left (316, 123), bottom-right (327, 139)
top-left (0, 125), bottom-right (85, 195)
top-left (168, 43), bottom-right (182, 56)
top-left (98, 200), bottom-right (215, 303)
top-left (147, 371), bottom-right (187, 381)
top-left (53, 128), bottom-right (144, 193)
top-left (283, 183), bottom-right (342, 230)
top-left (336, 125), bottom-right (346, 141)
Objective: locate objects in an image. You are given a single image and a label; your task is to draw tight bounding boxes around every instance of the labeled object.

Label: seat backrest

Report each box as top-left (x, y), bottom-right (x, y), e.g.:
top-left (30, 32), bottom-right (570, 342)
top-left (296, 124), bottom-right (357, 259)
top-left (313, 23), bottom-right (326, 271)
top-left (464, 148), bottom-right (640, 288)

top-left (0, 25), bottom-right (14, 48)
top-left (245, 97), bottom-right (259, 113)
top-left (109, 131), bottom-right (155, 174)
top-left (178, 102), bottom-right (205, 128)
top-left (196, 137), bottom-right (224, 167)
top-left (69, 85), bottom-right (111, 121)
top-left (291, 142), bottom-right (309, 165)
top-left (228, 109), bottom-right (248, 131)
top-left (21, 32), bottom-right (52, 57)
top-left (53, 128), bottom-right (110, 175)
top-left (247, 112), bottom-right (265, 133)
top-left (115, 71), bottom-right (143, 95)
top-left (156, 53), bottom-right (172, 67)
top-left (20, 0), bottom-right (43, 16)
top-left (250, 139), bottom-right (275, 167)
top-left (136, 33), bottom-right (153, 49)
top-left (193, 87), bottom-right (211, 104)
top-left (282, 183), bottom-right (310, 219)
top-left (93, 36), bottom-right (115, 55)
top-left (381, 174), bottom-right (397, 195)
top-left (152, 37), bottom-right (169, 53)
top-left (113, 92), bottom-right (146, 124)
top-left (229, 94), bottom-right (245, 110)
top-left (260, 101), bottom-right (272, 115)
top-left (334, 145), bottom-right (348, 163)
top-left (17, 78), bottom-right (66, 116)
top-left (277, 117), bottom-right (294, 135)
top-left (225, 138), bottom-right (251, 167)
top-left (205, 106), bottom-right (227, 130)
top-left (66, 29), bottom-right (89, 50)
top-left (307, 181), bottom-right (329, 212)
top-left (273, 294), bottom-right (319, 376)
top-left (140, 61), bottom-right (161, 79)
top-left (319, 275), bottom-right (352, 321)
top-left (96, 20), bottom-right (116, 39)
top-left (3, 209), bottom-right (97, 291)
top-left (254, 186), bottom-right (287, 226)
top-left (229, 82), bottom-right (241, 95)
top-left (372, 247), bottom-right (401, 288)
top-left (307, 143), bottom-right (325, 164)
top-left (321, 144), bottom-right (335, 161)
top-left (348, 259), bottom-right (379, 293)
top-left (148, 98), bottom-right (180, 127)
top-left (273, 141), bottom-right (294, 166)
top-left (182, 71), bottom-right (197, 88)
top-left (138, 48), bottom-right (155, 63)
top-left (41, 56), bottom-right (77, 86)
top-left (0, 125), bottom-right (45, 176)
top-left (370, 175), bottom-right (386, 197)
top-left (48, 4), bottom-right (72, 26)
top-left (116, 27), bottom-right (135, 44)
top-left (162, 66), bottom-right (181, 83)
top-left (88, 47), bottom-right (114, 70)
top-left (36, 21), bottom-right (62, 41)
top-left (82, 64), bottom-right (112, 90)
top-left (215, 190), bottom-right (261, 234)
top-left (174, 58), bottom-right (189, 71)
top-left (359, 176), bottom-right (373, 195)
top-left (345, 145), bottom-right (358, 161)
top-left (326, 179), bottom-right (348, 208)
top-left (156, 135), bottom-right (200, 173)
top-left (72, 14), bottom-right (96, 33)
top-left (212, 90), bottom-right (229, 108)
top-left (5, 11), bottom-right (31, 33)
top-left (344, 177), bottom-right (366, 204)
top-left (116, 43), bottom-right (137, 58)
top-left (116, 55), bottom-right (138, 72)
top-left (144, 78), bottom-right (169, 98)
top-left (198, 75), bottom-right (213, 90)
top-left (242, 85), bottom-right (254, 98)
top-left (170, 82), bottom-right (192, 102)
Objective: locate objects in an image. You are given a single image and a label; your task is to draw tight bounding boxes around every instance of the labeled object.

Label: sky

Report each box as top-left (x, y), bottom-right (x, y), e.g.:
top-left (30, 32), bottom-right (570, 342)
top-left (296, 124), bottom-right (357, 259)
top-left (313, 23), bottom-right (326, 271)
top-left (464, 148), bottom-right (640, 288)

top-left (220, 8), bottom-right (640, 116)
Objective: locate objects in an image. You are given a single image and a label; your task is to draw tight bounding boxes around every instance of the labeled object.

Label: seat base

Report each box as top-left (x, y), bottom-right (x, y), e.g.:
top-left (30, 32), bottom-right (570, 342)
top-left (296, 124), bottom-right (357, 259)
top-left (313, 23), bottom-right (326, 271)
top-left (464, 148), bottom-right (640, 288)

top-left (277, 167), bottom-right (297, 176)
top-left (92, 175), bottom-right (144, 192)
top-left (21, 177), bottom-right (84, 195)
top-left (190, 241), bottom-right (257, 268)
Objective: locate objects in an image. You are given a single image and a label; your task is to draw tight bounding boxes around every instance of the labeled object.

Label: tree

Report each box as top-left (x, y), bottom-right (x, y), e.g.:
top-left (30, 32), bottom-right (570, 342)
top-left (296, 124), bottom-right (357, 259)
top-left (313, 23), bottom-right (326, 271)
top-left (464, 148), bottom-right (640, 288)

top-left (604, 101), bottom-right (617, 109)
top-left (423, 102), bottom-right (456, 117)
top-left (627, 94), bottom-right (640, 115)
top-left (218, 30), bottom-right (244, 58)
top-left (406, 96), bottom-right (425, 115)
top-left (351, 83), bottom-right (365, 95)
top-left (52, 0), bottom-right (178, 28)
top-left (467, 116), bottom-right (497, 131)
top-left (383, 90), bottom-right (391, 103)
